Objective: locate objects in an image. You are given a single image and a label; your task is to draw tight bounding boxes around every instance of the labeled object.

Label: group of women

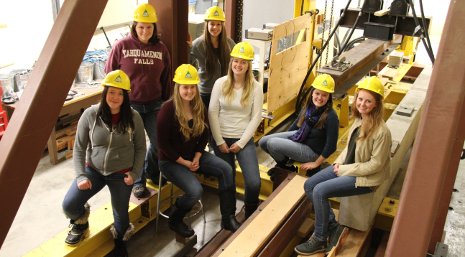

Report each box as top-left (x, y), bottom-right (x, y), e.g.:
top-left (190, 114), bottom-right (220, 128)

top-left (60, 3), bottom-right (392, 257)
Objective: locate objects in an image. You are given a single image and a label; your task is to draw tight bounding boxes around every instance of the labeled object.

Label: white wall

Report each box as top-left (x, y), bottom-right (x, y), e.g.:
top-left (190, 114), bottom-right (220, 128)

top-left (0, 0), bottom-right (140, 72)
top-left (242, 0), bottom-right (294, 39)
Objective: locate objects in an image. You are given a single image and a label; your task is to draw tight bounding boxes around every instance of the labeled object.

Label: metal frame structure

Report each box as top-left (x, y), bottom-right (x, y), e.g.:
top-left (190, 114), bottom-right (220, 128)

top-left (0, 1), bottom-right (464, 256)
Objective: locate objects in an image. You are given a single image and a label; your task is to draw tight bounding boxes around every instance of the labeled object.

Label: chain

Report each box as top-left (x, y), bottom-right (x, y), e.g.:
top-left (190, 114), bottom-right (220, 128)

top-left (325, 0), bottom-right (335, 65)
top-left (319, 0), bottom-right (329, 68)
top-left (235, 0), bottom-right (244, 42)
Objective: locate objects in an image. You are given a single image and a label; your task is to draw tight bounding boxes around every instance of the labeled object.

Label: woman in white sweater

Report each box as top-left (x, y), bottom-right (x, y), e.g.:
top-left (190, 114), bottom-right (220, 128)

top-left (209, 42), bottom-right (263, 219)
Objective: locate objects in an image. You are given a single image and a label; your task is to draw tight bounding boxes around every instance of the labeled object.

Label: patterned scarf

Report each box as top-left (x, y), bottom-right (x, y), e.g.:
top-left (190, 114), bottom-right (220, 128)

top-left (288, 106), bottom-right (324, 143)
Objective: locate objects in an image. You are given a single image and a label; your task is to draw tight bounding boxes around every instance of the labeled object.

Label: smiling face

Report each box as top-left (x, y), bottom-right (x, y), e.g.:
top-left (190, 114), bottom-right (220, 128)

top-left (106, 87), bottom-right (124, 113)
top-left (355, 89), bottom-right (377, 116)
top-left (207, 20), bottom-right (223, 39)
top-left (231, 58), bottom-right (249, 77)
top-left (135, 22), bottom-right (154, 44)
top-left (179, 84), bottom-right (197, 102)
top-left (311, 88), bottom-right (330, 108)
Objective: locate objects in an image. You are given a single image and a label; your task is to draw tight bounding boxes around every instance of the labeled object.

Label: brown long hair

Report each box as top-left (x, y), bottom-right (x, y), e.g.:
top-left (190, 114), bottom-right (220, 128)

top-left (97, 87), bottom-right (134, 133)
top-left (352, 89), bottom-right (384, 140)
top-left (296, 87), bottom-right (333, 129)
top-left (131, 22), bottom-right (160, 44)
top-left (172, 83), bottom-right (208, 140)
top-left (203, 21), bottom-right (231, 80)
top-left (222, 59), bottom-right (256, 106)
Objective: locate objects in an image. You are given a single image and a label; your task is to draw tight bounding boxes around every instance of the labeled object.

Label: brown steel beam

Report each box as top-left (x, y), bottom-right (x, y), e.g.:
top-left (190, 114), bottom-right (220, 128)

top-left (385, 1), bottom-right (465, 256)
top-left (428, 89), bottom-right (465, 252)
top-left (0, 0), bottom-right (108, 246)
top-left (151, 0), bottom-right (188, 70)
top-left (225, 0), bottom-right (241, 42)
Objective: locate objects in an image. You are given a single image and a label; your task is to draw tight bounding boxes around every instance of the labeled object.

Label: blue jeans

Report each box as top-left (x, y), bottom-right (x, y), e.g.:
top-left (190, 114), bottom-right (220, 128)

top-left (131, 100), bottom-right (162, 186)
top-left (62, 167), bottom-right (132, 238)
top-left (212, 138), bottom-right (261, 206)
top-left (303, 165), bottom-right (372, 241)
top-left (158, 152), bottom-right (234, 210)
top-left (258, 131), bottom-right (319, 163)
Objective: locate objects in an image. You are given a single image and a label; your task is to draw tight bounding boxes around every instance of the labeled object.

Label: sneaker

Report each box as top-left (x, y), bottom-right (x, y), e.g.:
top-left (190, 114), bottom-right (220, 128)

top-left (132, 184), bottom-right (150, 198)
top-left (65, 222), bottom-right (89, 245)
top-left (294, 235), bottom-right (326, 255)
top-left (326, 224), bottom-right (345, 253)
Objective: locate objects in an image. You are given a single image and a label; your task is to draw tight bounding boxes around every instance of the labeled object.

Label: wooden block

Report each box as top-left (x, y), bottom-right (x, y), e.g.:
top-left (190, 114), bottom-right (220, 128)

top-left (56, 138), bottom-right (67, 151)
top-left (65, 150), bottom-right (73, 159)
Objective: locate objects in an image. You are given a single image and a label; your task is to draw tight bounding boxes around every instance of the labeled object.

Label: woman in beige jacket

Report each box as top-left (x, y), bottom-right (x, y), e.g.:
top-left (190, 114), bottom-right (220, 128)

top-left (294, 76), bottom-right (392, 256)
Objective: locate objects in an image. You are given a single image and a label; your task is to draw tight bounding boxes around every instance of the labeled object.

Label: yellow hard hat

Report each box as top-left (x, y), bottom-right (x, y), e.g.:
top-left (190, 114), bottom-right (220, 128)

top-left (173, 64), bottom-right (200, 85)
top-left (204, 6), bottom-right (226, 21)
top-left (102, 70), bottom-right (131, 92)
top-left (357, 76), bottom-right (384, 97)
top-left (133, 3), bottom-right (158, 23)
top-left (312, 74), bottom-right (335, 93)
top-left (230, 42), bottom-right (254, 61)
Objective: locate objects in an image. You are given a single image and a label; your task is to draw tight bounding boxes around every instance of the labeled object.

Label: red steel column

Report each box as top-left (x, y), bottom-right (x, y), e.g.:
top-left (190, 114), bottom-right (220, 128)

top-left (0, 0), bottom-right (108, 246)
top-left (385, 1), bottom-right (465, 256)
top-left (151, 0), bottom-right (188, 70)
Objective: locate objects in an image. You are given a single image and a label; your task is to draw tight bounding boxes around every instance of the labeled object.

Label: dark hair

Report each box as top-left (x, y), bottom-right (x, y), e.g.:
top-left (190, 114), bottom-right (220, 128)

top-left (97, 86), bottom-right (134, 133)
top-left (203, 21), bottom-right (231, 80)
top-left (131, 22), bottom-right (160, 44)
top-left (297, 87), bottom-right (333, 129)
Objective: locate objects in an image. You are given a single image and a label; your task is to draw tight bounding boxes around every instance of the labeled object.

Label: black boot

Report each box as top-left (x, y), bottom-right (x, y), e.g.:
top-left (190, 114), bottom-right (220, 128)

top-left (219, 189), bottom-right (241, 231)
top-left (65, 203), bottom-right (90, 245)
top-left (110, 239), bottom-right (128, 257)
top-left (168, 205), bottom-right (195, 237)
top-left (244, 202), bottom-right (259, 219)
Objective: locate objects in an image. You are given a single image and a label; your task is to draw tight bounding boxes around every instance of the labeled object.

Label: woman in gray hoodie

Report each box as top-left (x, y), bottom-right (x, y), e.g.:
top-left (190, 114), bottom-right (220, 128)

top-left (62, 70), bottom-right (146, 257)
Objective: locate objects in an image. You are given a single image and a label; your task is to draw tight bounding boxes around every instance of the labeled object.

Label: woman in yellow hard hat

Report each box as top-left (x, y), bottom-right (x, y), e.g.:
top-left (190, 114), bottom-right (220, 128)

top-left (259, 73), bottom-right (339, 175)
top-left (190, 6), bottom-right (236, 107)
top-left (295, 76), bottom-right (391, 255)
top-left (157, 64), bottom-right (238, 237)
top-left (62, 70), bottom-right (146, 256)
top-left (105, 3), bottom-right (172, 199)
top-left (208, 42), bottom-right (263, 220)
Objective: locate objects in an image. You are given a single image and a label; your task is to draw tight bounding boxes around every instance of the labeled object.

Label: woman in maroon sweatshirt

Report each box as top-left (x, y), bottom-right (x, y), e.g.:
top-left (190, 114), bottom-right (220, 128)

top-left (157, 64), bottom-right (240, 237)
top-left (105, 3), bottom-right (172, 198)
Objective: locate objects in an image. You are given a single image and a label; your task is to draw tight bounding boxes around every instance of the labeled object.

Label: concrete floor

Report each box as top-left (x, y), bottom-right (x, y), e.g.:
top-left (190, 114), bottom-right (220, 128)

top-left (1, 143), bottom-right (464, 257)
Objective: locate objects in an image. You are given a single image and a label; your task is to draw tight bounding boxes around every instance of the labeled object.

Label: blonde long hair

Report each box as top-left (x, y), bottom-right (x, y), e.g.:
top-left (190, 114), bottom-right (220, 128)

top-left (222, 59), bottom-right (255, 106)
top-left (172, 83), bottom-right (208, 140)
top-left (352, 89), bottom-right (384, 140)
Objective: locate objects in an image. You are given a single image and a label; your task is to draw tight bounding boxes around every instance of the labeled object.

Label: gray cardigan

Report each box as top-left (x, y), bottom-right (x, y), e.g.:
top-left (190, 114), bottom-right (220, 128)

top-left (73, 104), bottom-right (146, 183)
top-left (190, 36), bottom-right (235, 94)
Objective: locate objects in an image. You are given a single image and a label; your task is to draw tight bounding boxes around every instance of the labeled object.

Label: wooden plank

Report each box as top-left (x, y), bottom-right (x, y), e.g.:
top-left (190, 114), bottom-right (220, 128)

top-left (337, 229), bottom-right (370, 257)
top-left (213, 175), bottom-right (307, 257)
top-left (267, 14), bottom-right (313, 112)
top-left (257, 199), bottom-right (312, 256)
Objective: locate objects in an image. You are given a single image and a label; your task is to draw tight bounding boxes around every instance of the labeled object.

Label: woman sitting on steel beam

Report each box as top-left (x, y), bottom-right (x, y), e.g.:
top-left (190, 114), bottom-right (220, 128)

top-left (62, 70), bottom-right (146, 256)
top-left (294, 76), bottom-right (392, 255)
top-left (157, 64), bottom-right (240, 238)
top-left (208, 42), bottom-right (264, 219)
top-left (259, 74), bottom-right (339, 176)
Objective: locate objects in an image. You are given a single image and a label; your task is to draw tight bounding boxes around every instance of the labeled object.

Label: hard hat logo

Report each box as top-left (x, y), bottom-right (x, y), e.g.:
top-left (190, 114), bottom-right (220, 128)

top-left (142, 10), bottom-right (149, 17)
top-left (312, 74), bottom-right (335, 93)
top-left (240, 47), bottom-right (245, 53)
top-left (214, 11), bottom-right (219, 17)
top-left (102, 70), bottom-right (131, 91)
top-left (173, 64), bottom-right (200, 84)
